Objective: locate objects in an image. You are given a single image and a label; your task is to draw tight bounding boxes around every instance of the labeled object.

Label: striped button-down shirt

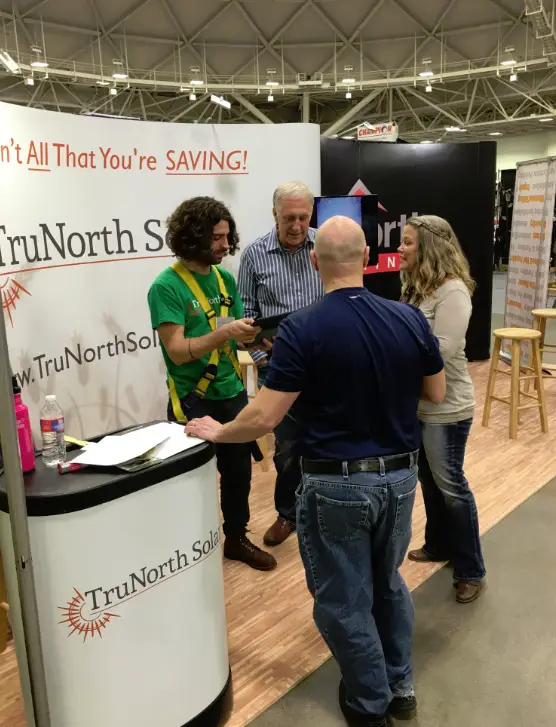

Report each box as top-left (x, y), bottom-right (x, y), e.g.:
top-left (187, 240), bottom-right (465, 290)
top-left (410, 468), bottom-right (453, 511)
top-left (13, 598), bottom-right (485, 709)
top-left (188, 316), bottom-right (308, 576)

top-left (238, 227), bottom-right (324, 363)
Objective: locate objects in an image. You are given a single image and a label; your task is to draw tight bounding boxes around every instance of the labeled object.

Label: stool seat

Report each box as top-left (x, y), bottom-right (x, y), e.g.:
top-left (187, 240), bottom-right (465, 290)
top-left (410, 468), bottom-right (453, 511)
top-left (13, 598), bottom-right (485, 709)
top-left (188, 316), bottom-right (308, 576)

top-left (493, 328), bottom-right (542, 341)
top-left (531, 308), bottom-right (556, 319)
top-left (237, 349), bottom-right (254, 366)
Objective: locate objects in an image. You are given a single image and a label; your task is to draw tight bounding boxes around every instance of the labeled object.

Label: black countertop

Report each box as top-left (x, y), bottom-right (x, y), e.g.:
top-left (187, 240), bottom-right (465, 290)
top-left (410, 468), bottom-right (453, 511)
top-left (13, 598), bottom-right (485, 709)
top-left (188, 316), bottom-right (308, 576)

top-left (0, 422), bottom-right (214, 517)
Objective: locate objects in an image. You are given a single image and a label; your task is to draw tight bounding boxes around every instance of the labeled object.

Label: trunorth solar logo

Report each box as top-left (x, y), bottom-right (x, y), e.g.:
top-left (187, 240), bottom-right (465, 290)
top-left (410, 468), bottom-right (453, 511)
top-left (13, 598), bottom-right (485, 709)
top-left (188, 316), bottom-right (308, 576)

top-left (0, 275), bottom-right (32, 327)
top-left (58, 588), bottom-right (120, 642)
top-left (348, 179), bottom-right (387, 211)
top-left (58, 531), bottom-right (220, 642)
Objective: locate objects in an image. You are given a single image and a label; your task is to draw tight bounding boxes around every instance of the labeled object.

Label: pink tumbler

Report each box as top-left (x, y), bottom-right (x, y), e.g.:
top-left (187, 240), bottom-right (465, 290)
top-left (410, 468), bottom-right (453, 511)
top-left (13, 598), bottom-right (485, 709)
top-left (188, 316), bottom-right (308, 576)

top-left (13, 376), bottom-right (36, 473)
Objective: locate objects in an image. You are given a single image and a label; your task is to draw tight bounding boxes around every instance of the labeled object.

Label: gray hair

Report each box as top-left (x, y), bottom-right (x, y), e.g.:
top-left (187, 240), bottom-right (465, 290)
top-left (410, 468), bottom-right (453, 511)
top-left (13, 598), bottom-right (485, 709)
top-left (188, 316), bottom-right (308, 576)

top-left (273, 181), bottom-right (314, 210)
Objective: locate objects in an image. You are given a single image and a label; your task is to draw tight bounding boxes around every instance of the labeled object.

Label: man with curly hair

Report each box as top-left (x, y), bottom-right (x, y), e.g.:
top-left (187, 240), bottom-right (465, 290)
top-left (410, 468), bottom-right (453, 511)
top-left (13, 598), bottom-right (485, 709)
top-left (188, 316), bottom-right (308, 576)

top-left (148, 196), bottom-right (277, 572)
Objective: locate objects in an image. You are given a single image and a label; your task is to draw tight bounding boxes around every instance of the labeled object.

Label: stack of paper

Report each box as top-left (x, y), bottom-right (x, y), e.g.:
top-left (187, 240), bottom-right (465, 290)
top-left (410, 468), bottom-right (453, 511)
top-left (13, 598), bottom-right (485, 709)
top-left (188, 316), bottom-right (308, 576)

top-left (148, 423), bottom-right (204, 462)
top-left (70, 422), bottom-right (203, 469)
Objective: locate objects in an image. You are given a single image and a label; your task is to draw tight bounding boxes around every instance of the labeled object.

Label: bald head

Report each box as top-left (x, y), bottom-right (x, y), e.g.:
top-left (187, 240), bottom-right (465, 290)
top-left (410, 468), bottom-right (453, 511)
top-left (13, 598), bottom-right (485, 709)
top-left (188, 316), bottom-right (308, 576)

top-left (314, 216), bottom-right (366, 265)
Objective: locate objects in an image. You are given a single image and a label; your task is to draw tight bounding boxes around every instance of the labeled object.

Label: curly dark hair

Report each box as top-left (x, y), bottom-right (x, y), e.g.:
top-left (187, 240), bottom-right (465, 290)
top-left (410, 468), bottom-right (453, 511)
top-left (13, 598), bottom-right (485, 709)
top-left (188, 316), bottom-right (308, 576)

top-left (166, 196), bottom-right (240, 265)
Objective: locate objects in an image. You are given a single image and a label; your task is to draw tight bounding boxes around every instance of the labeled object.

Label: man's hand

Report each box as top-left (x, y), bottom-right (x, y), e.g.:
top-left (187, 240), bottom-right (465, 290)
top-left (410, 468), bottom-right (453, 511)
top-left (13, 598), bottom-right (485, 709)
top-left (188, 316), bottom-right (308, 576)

top-left (223, 318), bottom-right (261, 344)
top-left (255, 336), bottom-right (276, 352)
top-left (185, 416), bottom-right (224, 442)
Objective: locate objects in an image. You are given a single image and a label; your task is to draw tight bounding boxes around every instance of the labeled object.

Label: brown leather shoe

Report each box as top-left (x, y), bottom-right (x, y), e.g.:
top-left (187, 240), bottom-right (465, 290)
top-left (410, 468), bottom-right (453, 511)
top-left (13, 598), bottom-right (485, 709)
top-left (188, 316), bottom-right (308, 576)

top-left (224, 535), bottom-right (277, 571)
top-left (263, 517), bottom-right (296, 547)
top-left (407, 548), bottom-right (448, 564)
top-left (455, 580), bottom-right (484, 604)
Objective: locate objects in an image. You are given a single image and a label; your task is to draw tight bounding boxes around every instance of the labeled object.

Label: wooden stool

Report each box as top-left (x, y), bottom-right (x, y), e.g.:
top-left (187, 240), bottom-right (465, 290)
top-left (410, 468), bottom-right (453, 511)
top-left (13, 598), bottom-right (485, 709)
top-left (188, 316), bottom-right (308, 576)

top-left (0, 550), bottom-right (9, 654)
top-left (237, 350), bottom-right (270, 472)
top-left (531, 308), bottom-right (556, 382)
top-left (482, 328), bottom-right (548, 439)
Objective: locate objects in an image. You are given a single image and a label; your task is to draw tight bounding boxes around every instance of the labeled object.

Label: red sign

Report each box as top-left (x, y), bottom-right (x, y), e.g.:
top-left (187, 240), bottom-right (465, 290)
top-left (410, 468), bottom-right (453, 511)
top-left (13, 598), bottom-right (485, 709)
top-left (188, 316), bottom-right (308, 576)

top-left (357, 123), bottom-right (398, 142)
top-left (364, 253), bottom-right (400, 275)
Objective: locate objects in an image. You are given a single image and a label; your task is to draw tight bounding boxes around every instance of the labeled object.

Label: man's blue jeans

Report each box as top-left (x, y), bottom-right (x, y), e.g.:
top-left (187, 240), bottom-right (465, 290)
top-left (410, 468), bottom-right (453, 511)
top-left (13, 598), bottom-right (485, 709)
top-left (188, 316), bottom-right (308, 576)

top-left (296, 457), bottom-right (418, 717)
top-left (419, 418), bottom-right (486, 582)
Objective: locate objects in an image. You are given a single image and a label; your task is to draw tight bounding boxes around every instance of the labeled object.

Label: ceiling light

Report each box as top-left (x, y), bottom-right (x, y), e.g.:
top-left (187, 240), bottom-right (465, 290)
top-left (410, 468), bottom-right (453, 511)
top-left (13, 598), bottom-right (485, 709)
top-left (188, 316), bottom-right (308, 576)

top-left (420, 140), bottom-right (433, 144)
top-left (489, 132), bottom-right (503, 136)
top-left (346, 91), bottom-right (352, 99)
top-left (189, 92), bottom-right (196, 101)
top-left (510, 72), bottom-right (518, 82)
top-left (445, 126), bottom-right (466, 132)
top-left (342, 77), bottom-right (356, 84)
top-left (210, 94), bottom-right (231, 110)
top-left (425, 82), bottom-right (432, 93)
top-left (540, 117), bottom-right (554, 122)
top-left (0, 50), bottom-right (19, 73)
top-left (342, 135), bottom-right (355, 140)
top-left (97, 80), bottom-right (109, 86)
top-left (29, 46), bottom-right (47, 69)
top-left (419, 58), bottom-right (433, 78)
top-left (266, 80), bottom-right (279, 87)
top-left (268, 93), bottom-right (274, 102)
top-left (109, 87), bottom-right (117, 96)
top-left (25, 77), bottom-right (34, 86)
top-left (191, 78), bottom-right (204, 85)
top-left (501, 45), bottom-right (516, 67)
top-left (112, 72), bottom-right (128, 80)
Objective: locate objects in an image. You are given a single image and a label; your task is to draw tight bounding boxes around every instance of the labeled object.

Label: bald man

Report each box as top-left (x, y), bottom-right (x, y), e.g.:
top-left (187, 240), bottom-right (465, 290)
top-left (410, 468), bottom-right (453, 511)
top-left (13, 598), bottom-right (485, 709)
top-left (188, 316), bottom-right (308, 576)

top-left (186, 216), bottom-right (446, 727)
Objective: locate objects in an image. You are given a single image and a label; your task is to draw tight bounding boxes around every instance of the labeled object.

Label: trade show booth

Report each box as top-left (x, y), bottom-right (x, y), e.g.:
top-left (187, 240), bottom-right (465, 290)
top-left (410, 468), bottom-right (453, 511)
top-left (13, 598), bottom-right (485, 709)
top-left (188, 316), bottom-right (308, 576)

top-left (0, 103), bottom-right (322, 727)
top-left (0, 101), bottom-right (500, 726)
top-left (320, 138), bottom-right (497, 362)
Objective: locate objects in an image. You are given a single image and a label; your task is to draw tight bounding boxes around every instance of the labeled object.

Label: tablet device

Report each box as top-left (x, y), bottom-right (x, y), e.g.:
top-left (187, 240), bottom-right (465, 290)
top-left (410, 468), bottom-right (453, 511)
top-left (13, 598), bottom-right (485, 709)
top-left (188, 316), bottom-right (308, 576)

top-left (310, 194), bottom-right (379, 266)
top-left (244, 313), bottom-right (289, 348)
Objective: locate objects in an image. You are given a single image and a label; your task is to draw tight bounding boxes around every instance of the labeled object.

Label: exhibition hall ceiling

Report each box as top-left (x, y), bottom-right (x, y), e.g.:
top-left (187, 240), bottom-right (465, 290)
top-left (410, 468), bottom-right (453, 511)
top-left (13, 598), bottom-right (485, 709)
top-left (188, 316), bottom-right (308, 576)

top-left (1, 0), bottom-right (556, 140)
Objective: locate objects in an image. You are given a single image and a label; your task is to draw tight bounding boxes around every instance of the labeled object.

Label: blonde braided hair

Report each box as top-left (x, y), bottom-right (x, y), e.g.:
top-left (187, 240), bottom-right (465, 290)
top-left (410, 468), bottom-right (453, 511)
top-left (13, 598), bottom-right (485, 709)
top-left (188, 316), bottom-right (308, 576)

top-left (401, 215), bottom-right (475, 307)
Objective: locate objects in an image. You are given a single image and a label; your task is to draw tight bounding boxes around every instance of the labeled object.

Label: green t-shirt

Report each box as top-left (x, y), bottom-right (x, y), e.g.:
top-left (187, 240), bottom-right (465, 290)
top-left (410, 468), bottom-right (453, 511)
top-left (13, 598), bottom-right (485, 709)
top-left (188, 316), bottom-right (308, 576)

top-left (148, 265), bottom-right (244, 400)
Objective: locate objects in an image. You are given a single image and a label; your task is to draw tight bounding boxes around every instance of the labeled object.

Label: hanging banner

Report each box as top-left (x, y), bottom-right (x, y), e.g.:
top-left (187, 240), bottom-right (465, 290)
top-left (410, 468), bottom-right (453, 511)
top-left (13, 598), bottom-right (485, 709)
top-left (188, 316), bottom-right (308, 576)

top-left (357, 122), bottom-right (398, 142)
top-left (0, 103), bottom-right (321, 440)
top-left (502, 158), bottom-right (556, 364)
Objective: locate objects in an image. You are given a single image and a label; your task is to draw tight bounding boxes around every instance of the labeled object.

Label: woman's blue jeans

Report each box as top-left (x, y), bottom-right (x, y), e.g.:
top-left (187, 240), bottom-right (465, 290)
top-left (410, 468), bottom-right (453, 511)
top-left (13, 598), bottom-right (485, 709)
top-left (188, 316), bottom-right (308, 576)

top-left (419, 419), bottom-right (486, 582)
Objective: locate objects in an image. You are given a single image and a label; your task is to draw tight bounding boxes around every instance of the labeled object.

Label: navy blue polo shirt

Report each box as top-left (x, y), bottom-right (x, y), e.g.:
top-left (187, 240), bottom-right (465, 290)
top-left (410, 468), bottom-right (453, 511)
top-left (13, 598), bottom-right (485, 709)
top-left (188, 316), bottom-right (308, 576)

top-left (264, 287), bottom-right (444, 460)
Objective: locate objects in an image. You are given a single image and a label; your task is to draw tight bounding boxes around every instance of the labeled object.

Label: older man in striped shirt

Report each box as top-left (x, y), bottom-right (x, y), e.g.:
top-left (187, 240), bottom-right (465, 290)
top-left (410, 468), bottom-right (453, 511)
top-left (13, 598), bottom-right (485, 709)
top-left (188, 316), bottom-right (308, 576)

top-left (238, 181), bottom-right (324, 547)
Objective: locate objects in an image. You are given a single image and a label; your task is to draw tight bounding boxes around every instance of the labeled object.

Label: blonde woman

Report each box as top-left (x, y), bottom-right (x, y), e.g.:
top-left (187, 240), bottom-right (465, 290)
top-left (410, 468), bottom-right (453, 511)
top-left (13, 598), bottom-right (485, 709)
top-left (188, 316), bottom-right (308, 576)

top-left (398, 215), bottom-right (486, 604)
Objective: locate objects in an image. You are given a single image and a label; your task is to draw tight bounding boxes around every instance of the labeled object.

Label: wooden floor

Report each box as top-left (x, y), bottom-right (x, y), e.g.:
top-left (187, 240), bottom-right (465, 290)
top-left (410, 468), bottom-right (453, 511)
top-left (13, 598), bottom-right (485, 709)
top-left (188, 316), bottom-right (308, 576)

top-left (2, 362), bottom-right (556, 727)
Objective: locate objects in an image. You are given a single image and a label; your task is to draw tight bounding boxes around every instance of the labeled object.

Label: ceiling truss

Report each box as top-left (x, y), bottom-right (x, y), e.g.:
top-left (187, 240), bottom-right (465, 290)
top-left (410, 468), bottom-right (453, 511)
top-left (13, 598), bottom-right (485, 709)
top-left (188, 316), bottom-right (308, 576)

top-left (0, 0), bottom-right (554, 141)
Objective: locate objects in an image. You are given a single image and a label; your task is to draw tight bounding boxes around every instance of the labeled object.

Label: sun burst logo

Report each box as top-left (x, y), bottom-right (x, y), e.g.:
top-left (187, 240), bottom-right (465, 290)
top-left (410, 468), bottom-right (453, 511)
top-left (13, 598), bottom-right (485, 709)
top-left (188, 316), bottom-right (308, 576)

top-left (58, 588), bottom-right (120, 642)
top-left (0, 275), bottom-right (31, 327)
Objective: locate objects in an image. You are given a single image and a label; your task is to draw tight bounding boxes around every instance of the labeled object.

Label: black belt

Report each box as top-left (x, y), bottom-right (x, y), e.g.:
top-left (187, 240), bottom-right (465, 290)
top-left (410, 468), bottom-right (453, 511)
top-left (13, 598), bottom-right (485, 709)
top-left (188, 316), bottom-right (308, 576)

top-left (302, 451), bottom-right (418, 476)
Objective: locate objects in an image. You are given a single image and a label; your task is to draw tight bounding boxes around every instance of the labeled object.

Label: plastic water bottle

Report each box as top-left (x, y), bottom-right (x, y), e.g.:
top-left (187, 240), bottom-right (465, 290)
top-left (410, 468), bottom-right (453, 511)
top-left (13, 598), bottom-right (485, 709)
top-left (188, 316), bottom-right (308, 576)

top-left (40, 395), bottom-right (66, 468)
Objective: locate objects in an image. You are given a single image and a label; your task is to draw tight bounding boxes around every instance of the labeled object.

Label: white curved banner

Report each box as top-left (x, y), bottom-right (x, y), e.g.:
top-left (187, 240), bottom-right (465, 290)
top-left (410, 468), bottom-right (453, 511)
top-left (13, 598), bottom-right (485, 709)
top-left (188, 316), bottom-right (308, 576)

top-left (0, 103), bottom-right (321, 440)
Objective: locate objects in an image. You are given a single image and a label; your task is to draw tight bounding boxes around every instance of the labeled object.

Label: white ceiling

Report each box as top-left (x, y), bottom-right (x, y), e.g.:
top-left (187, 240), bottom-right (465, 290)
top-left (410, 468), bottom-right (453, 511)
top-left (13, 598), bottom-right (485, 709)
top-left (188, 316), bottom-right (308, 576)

top-left (1, 0), bottom-right (556, 141)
